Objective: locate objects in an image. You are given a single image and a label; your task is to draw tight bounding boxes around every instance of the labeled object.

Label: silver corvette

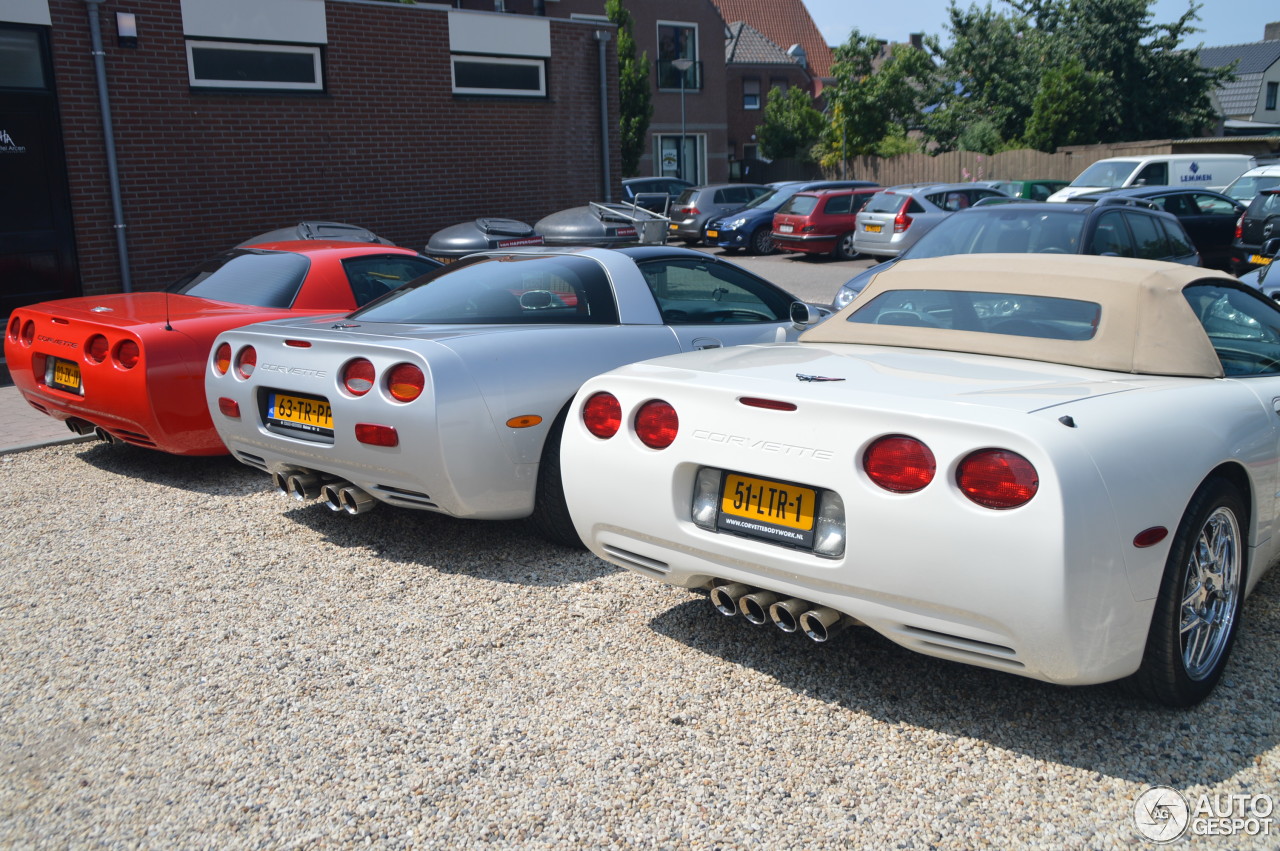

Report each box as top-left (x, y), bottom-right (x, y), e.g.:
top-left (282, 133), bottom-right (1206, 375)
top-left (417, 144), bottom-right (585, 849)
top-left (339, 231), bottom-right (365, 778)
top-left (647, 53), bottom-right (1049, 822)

top-left (205, 246), bottom-right (826, 545)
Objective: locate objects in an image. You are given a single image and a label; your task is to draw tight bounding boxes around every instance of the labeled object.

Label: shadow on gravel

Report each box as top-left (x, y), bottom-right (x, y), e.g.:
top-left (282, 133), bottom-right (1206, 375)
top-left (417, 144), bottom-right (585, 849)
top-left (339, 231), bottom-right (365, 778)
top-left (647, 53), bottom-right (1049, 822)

top-left (72, 441), bottom-right (268, 497)
top-left (648, 569), bottom-right (1280, 788)
top-left (282, 500), bottom-right (616, 587)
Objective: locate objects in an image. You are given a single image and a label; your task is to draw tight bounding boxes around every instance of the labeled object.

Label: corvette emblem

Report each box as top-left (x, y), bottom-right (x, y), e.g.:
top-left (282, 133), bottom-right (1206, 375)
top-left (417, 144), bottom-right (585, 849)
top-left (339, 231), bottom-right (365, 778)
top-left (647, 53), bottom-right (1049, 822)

top-left (796, 373), bottom-right (845, 382)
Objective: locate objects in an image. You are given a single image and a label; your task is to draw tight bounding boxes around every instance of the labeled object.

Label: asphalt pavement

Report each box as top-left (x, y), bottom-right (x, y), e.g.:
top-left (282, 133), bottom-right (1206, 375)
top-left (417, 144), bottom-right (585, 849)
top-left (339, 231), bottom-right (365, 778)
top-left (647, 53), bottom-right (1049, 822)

top-left (0, 248), bottom-right (869, 456)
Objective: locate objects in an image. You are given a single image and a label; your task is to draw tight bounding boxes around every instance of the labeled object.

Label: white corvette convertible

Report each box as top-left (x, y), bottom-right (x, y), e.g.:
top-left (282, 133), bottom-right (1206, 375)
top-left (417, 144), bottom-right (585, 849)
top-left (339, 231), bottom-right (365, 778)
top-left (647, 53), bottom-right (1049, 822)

top-left (560, 254), bottom-right (1280, 706)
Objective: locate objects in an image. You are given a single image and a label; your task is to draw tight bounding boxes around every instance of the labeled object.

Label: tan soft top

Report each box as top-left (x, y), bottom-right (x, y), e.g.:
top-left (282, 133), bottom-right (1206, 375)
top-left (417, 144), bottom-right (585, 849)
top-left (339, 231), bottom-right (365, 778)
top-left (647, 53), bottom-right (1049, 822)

top-left (801, 254), bottom-right (1239, 378)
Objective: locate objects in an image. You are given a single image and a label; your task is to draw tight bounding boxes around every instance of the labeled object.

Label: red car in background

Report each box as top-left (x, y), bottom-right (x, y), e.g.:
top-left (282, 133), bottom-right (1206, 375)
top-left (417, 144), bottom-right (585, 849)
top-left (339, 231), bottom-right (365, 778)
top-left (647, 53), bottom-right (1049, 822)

top-left (5, 240), bottom-right (440, 455)
top-left (771, 188), bottom-right (880, 260)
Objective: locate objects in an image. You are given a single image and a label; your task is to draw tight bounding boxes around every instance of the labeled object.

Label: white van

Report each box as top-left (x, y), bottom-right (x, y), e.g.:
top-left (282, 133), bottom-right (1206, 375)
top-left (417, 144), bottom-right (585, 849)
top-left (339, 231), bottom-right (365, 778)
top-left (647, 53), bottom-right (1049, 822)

top-left (1047, 154), bottom-right (1256, 202)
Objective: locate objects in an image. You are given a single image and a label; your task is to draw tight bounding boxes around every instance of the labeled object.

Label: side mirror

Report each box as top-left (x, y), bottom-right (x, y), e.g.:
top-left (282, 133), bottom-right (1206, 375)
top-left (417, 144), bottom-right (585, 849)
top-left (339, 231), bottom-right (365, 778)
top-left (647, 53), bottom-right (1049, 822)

top-left (790, 301), bottom-right (825, 327)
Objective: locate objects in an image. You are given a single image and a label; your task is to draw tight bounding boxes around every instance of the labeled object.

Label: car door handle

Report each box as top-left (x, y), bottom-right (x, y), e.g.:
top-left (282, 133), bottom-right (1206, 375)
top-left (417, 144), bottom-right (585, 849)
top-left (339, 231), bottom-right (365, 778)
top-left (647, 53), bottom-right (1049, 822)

top-left (692, 336), bottom-right (722, 350)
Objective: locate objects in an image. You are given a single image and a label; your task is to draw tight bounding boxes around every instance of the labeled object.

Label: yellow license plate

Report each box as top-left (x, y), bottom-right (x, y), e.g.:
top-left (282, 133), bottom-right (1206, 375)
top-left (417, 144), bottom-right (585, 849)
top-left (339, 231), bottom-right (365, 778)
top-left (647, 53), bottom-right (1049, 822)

top-left (50, 358), bottom-right (82, 393)
top-left (268, 392), bottom-right (333, 432)
top-left (668, 224), bottom-right (678, 231)
top-left (1249, 254), bottom-right (1272, 265)
top-left (706, 230), bottom-right (719, 239)
top-left (864, 223), bottom-right (883, 233)
top-left (717, 472), bottom-right (817, 548)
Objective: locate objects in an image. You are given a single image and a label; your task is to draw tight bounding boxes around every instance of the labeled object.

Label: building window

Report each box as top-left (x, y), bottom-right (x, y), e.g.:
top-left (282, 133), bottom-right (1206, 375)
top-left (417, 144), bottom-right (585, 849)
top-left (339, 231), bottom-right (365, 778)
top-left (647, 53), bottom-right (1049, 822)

top-left (743, 144), bottom-right (759, 160)
top-left (0, 27), bottom-right (46, 89)
top-left (743, 78), bottom-right (761, 110)
top-left (657, 134), bottom-right (703, 184)
top-left (451, 56), bottom-right (546, 97)
top-left (769, 78), bottom-right (789, 95)
top-left (186, 40), bottom-right (323, 91)
top-left (1268, 82), bottom-right (1278, 111)
top-left (657, 22), bottom-right (699, 90)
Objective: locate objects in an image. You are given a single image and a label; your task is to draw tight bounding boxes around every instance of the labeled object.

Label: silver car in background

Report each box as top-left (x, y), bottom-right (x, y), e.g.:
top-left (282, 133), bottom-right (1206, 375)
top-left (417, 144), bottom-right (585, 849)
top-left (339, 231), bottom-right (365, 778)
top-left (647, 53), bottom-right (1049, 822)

top-left (205, 246), bottom-right (826, 546)
top-left (851, 183), bottom-right (1009, 260)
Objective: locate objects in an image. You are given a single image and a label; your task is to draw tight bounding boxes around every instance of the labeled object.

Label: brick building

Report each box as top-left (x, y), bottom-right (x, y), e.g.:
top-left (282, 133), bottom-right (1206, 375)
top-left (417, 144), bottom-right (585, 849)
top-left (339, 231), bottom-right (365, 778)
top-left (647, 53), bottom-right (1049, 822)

top-left (0, 0), bottom-right (622, 310)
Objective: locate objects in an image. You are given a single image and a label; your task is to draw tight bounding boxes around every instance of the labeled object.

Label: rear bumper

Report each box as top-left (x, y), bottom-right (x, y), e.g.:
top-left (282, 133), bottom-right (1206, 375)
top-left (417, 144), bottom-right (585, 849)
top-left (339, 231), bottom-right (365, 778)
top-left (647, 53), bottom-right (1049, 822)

top-left (773, 233), bottom-right (837, 254)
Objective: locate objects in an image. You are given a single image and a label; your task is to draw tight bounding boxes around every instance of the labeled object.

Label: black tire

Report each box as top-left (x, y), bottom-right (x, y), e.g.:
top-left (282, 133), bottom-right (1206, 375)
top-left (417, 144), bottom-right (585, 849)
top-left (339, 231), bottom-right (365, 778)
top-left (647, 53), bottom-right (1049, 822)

top-left (749, 227), bottom-right (776, 255)
top-left (833, 232), bottom-right (858, 261)
top-left (527, 406), bottom-right (585, 548)
top-left (1127, 477), bottom-right (1246, 706)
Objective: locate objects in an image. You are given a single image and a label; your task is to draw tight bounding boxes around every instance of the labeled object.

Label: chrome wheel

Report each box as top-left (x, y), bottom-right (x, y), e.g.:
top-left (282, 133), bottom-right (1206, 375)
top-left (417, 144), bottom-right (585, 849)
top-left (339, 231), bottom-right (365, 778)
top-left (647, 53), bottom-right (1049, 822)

top-left (1179, 507), bottom-right (1241, 680)
top-left (835, 232), bottom-right (858, 260)
top-left (750, 227), bottom-right (775, 255)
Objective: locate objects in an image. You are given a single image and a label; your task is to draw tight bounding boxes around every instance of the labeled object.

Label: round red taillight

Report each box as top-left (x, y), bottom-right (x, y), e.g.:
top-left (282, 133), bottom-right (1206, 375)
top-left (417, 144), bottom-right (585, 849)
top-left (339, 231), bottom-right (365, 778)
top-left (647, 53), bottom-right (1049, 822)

top-left (86, 334), bottom-right (110, 364)
top-left (115, 340), bottom-right (140, 370)
top-left (635, 399), bottom-right (678, 449)
top-left (957, 449), bottom-right (1039, 509)
top-left (20, 320), bottom-right (35, 347)
top-left (582, 391), bottom-right (621, 439)
top-left (213, 342), bottom-right (231, 375)
top-left (863, 435), bottom-right (936, 493)
top-left (387, 363), bottom-right (425, 403)
top-left (343, 358), bottom-right (375, 396)
top-left (235, 345), bottom-right (256, 379)
top-left (7, 316), bottom-right (20, 343)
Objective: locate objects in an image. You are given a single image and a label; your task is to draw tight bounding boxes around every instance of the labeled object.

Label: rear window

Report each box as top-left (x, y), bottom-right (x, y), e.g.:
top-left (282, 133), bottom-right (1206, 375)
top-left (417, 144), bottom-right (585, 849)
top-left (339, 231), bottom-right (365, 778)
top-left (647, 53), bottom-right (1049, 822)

top-left (673, 190), bottom-right (697, 206)
top-left (909, 210), bottom-right (1086, 258)
top-left (779, 195), bottom-right (819, 216)
top-left (863, 192), bottom-right (906, 214)
top-left (351, 254), bottom-right (618, 325)
top-left (166, 250), bottom-right (309, 308)
top-left (847, 288), bottom-right (1101, 341)
top-left (1246, 191), bottom-right (1280, 218)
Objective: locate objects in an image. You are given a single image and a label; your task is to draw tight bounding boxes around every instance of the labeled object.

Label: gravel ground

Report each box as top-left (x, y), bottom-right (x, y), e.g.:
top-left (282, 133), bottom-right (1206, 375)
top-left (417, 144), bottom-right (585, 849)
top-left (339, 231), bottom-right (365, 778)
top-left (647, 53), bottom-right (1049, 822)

top-left (2, 442), bottom-right (1278, 849)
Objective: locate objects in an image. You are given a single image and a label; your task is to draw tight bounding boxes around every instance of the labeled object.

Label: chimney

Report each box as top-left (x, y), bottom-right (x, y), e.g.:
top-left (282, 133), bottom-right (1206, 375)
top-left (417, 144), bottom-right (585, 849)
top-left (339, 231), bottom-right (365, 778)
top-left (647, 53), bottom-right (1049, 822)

top-left (1266, 22), bottom-right (1280, 41)
top-left (910, 33), bottom-right (924, 50)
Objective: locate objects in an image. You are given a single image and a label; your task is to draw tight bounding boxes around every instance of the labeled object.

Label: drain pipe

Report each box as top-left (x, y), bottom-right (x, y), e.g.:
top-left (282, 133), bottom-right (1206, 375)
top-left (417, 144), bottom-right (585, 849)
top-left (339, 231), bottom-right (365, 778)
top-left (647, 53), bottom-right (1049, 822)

top-left (83, 0), bottom-right (133, 292)
top-left (595, 30), bottom-right (612, 202)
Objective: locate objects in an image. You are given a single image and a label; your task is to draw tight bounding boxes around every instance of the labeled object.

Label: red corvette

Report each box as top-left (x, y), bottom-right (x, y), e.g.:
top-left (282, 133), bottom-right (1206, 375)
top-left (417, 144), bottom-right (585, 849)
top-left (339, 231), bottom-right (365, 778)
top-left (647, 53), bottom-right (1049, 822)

top-left (4, 241), bottom-right (440, 455)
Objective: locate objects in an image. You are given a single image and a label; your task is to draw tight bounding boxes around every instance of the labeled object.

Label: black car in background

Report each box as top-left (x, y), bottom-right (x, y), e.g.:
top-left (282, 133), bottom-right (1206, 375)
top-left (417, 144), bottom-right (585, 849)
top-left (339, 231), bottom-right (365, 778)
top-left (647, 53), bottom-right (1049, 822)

top-left (832, 200), bottom-right (1201, 308)
top-left (1073, 185), bottom-right (1244, 272)
top-left (621, 177), bottom-right (694, 213)
top-left (1235, 188), bottom-right (1280, 275)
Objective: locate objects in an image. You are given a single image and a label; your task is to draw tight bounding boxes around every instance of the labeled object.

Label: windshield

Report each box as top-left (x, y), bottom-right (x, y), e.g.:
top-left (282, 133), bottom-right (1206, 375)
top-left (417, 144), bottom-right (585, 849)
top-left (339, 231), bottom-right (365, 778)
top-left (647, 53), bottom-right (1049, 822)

top-left (1070, 160), bottom-right (1140, 188)
top-left (351, 254), bottom-right (619, 325)
top-left (166, 250), bottom-right (309, 308)
top-left (905, 209), bottom-right (1087, 259)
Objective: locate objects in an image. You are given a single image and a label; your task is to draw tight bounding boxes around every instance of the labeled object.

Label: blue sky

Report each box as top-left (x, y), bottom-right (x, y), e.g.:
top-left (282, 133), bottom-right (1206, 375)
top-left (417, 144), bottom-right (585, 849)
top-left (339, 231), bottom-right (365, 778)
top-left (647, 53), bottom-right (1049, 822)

top-left (803, 0), bottom-right (1276, 49)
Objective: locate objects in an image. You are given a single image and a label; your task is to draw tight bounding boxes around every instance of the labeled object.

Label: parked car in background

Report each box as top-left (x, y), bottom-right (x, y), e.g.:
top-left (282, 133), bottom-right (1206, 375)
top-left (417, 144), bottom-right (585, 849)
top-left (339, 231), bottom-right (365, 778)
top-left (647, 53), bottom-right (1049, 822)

top-left (1219, 163), bottom-right (1280, 205)
top-left (851, 183), bottom-right (1010, 260)
top-left (5, 238), bottom-right (441, 455)
top-left (561, 254), bottom-right (1274, 706)
top-left (621, 177), bottom-right (694, 213)
top-left (1234, 187), bottom-right (1280, 275)
top-left (703, 180), bottom-right (878, 255)
top-left (1240, 237), bottom-right (1280, 298)
top-left (974, 179), bottom-right (1069, 201)
top-left (1070, 186), bottom-right (1243, 271)
top-left (668, 183), bottom-right (770, 244)
top-left (1046, 154), bottom-right (1255, 202)
top-left (833, 200), bottom-right (1200, 307)
top-left (771, 187), bottom-right (882, 260)
top-left (205, 246), bottom-right (828, 547)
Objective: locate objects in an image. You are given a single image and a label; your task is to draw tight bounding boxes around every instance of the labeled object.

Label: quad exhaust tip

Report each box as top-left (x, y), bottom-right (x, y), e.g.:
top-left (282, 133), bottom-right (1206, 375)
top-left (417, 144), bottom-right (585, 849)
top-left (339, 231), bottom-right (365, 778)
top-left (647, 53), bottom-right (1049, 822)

top-left (321, 482), bottom-right (376, 515)
top-left (708, 583), bottom-right (853, 642)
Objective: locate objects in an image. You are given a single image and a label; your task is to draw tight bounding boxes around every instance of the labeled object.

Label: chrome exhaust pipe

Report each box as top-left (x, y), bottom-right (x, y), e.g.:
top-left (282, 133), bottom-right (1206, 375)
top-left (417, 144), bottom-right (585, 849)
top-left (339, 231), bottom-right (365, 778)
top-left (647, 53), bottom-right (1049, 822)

top-left (271, 471), bottom-right (291, 496)
top-left (320, 483), bottom-right (345, 512)
top-left (92, 426), bottom-right (119, 444)
top-left (739, 590), bottom-right (780, 625)
top-left (799, 607), bottom-right (850, 643)
top-left (768, 598), bottom-right (810, 633)
top-left (66, 418), bottom-right (96, 436)
top-left (285, 473), bottom-right (322, 501)
top-left (708, 582), bottom-right (751, 617)
top-left (338, 485), bottom-right (375, 515)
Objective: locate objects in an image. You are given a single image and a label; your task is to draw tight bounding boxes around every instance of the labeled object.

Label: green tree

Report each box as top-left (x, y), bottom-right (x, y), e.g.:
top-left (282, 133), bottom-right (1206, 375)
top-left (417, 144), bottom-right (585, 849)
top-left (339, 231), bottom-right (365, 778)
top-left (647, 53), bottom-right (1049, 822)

top-left (817, 30), bottom-right (933, 167)
top-left (755, 85), bottom-right (824, 161)
top-left (607, 0), bottom-right (652, 177)
top-left (924, 0), bottom-right (1230, 151)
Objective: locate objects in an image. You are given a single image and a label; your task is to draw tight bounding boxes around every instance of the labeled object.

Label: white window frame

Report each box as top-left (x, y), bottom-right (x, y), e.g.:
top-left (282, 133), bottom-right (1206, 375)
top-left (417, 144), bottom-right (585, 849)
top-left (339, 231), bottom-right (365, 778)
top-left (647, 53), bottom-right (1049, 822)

top-left (656, 20), bottom-right (699, 93)
top-left (451, 55), bottom-right (547, 98)
top-left (185, 40), bottom-right (323, 91)
top-left (655, 133), bottom-right (705, 185)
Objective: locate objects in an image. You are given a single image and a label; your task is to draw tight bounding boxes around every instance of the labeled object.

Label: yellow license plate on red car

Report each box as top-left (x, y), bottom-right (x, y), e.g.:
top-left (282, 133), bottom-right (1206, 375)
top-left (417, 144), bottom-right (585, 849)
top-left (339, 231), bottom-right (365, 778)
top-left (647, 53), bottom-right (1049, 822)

top-left (267, 392), bottom-right (333, 433)
top-left (49, 358), bottom-right (82, 393)
top-left (717, 472), bottom-right (817, 548)
top-left (864, 223), bottom-right (883, 233)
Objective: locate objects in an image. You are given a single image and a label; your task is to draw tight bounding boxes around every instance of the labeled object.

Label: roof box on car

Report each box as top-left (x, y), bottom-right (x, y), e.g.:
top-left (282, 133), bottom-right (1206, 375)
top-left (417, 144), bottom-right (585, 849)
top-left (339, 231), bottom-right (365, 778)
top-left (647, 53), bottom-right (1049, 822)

top-left (425, 218), bottom-right (545, 260)
top-left (238, 221), bottom-right (395, 247)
